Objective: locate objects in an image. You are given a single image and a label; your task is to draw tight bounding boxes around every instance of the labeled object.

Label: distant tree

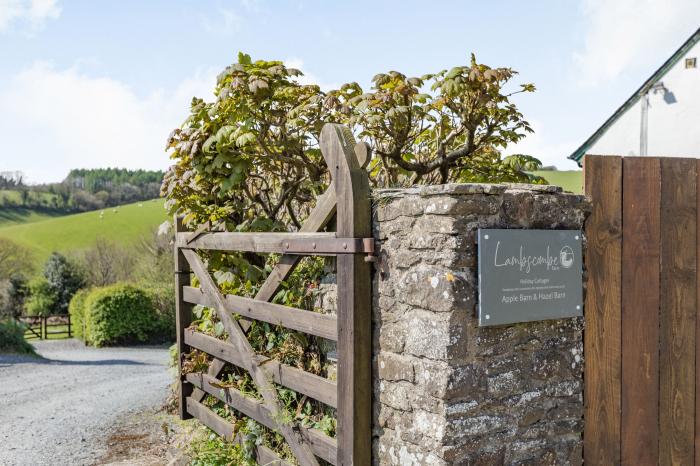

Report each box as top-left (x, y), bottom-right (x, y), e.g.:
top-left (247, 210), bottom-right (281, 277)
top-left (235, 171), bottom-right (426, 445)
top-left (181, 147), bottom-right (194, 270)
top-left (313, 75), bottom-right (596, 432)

top-left (6, 274), bottom-right (29, 318)
top-left (25, 277), bottom-right (57, 317)
top-left (70, 190), bottom-right (103, 211)
top-left (0, 171), bottom-right (24, 189)
top-left (109, 183), bottom-right (141, 205)
top-left (43, 253), bottom-right (84, 314)
top-left (76, 238), bottom-right (134, 287)
top-left (55, 184), bottom-right (71, 208)
top-left (19, 187), bottom-right (29, 207)
top-left (94, 190), bottom-right (110, 205)
top-left (132, 228), bottom-right (173, 286)
top-left (0, 238), bottom-right (34, 280)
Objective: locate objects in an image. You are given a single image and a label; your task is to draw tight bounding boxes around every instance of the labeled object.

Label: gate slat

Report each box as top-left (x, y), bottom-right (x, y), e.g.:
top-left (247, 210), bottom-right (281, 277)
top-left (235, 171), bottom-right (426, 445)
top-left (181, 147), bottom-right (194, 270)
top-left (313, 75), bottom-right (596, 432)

top-left (584, 155), bottom-right (622, 465)
top-left (621, 157), bottom-right (660, 466)
top-left (185, 328), bottom-right (338, 408)
top-left (182, 285), bottom-right (338, 340)
top-left (186, 372), bottom-right (338, 464)
top-left (186, 398), bottom-right (294, 466)
top-left (659, 158), bottom-right (697, 466)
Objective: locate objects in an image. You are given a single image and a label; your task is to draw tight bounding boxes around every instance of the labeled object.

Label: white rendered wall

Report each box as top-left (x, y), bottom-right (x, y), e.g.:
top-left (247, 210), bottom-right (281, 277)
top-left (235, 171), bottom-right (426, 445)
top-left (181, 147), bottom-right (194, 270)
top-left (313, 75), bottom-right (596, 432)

top-left (587, 40), bottom-right (700, 158)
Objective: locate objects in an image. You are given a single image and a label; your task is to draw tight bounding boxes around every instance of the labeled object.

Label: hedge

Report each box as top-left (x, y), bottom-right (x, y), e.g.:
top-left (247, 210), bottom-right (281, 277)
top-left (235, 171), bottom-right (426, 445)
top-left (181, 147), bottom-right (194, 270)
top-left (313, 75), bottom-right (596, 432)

top-left (69, 283), bottom-right (175, 347)
top-left (68, 288), bottom-right (91, 340)
top-left (0, 319), bottom-right (34, 354)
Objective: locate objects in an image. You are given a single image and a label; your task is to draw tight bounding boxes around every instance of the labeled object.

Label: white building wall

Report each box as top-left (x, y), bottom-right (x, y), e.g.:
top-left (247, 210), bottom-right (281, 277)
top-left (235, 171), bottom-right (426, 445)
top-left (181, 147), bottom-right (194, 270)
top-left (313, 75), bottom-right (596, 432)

top-left (587, 40), bottom-right (700, 158)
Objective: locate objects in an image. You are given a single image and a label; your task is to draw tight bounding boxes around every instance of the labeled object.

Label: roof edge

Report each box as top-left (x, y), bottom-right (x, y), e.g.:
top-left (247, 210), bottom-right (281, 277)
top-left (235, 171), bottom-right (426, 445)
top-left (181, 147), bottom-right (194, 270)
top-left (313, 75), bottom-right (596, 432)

top-left (568, 27), bottom-right (700, 167)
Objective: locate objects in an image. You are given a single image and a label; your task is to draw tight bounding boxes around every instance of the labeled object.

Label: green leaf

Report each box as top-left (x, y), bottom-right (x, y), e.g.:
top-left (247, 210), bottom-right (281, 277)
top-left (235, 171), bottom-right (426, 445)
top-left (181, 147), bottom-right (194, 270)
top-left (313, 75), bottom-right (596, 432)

top-left (237, 52), bottom-right (252, 65)
top-left (235, 132), bottom-right (256, 147)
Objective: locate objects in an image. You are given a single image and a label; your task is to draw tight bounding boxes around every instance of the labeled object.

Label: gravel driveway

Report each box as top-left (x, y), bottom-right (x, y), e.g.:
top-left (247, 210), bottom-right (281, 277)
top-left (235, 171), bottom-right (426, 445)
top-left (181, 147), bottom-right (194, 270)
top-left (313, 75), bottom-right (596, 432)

top-left (0, 339), bottom-right (171, 466)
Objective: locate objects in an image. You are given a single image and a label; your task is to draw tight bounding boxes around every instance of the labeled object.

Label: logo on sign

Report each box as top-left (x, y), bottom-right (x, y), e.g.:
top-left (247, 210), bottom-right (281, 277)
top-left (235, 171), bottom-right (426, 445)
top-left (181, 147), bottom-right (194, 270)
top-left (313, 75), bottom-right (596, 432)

top-left (559, 246), bottom-right (574, 269)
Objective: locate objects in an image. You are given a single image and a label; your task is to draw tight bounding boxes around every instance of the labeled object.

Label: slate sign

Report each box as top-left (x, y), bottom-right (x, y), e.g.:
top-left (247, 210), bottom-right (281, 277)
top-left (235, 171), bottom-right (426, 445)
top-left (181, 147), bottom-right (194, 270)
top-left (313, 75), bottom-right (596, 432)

top-left (477, 229), bottom-right (583, 327)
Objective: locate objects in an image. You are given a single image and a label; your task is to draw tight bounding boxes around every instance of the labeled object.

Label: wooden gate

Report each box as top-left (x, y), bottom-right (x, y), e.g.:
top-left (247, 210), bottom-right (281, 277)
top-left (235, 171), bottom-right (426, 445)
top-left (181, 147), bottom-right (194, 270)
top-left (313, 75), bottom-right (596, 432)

top-left (584, 155), bottom-right (700, 465)
top-left (174, 124), bottom-right (372, 466)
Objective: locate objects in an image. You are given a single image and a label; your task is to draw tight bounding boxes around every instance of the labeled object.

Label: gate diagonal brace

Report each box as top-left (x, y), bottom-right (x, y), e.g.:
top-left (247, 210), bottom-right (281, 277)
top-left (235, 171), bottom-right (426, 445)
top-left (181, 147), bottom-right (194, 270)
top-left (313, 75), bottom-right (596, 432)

top-left (182, 249), bottom-right (320, 466)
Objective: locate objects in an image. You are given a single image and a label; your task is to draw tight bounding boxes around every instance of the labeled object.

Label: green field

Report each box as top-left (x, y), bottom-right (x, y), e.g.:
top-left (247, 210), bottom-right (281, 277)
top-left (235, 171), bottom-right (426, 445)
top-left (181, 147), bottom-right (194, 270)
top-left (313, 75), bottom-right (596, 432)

top-left (0, 189), bottom-right (67, 227)
top-left (531, 170), bottom-right (583, 194)
top-left (0, 207), bottom-right (65, 227)
top-left (0, 199), bottom-right (168, 268)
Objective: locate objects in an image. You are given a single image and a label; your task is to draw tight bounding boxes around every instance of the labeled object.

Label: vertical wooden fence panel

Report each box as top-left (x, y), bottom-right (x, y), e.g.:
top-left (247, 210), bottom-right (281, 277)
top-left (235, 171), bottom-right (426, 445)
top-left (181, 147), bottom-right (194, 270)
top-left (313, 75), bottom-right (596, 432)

top-left (174, 215), bottom-right (193, 420)
top-left (320, 124), bottom-right (372, 466)
top-left (621, 157), bottom-right (660, 466)
top-left (697, 159), bottom-right (700, 466)
top-left (584, 155), bottom-right (623, 465)
top-left (659, 158), bottom-right (697, 466)
top-left (585, 155), bottom-right (700, 466)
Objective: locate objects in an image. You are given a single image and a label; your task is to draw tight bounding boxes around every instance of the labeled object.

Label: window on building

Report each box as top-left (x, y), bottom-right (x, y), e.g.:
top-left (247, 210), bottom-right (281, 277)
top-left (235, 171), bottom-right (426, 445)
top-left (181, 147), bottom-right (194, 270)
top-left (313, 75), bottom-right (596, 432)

top-left (686, 57), bottom-right (697, 69)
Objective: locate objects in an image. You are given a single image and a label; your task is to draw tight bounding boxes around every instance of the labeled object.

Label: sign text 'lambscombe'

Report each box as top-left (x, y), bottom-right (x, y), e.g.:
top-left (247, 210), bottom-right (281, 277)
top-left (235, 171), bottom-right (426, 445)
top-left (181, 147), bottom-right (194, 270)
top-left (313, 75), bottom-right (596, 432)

top-left (477, 229), bottom-right (583, 326)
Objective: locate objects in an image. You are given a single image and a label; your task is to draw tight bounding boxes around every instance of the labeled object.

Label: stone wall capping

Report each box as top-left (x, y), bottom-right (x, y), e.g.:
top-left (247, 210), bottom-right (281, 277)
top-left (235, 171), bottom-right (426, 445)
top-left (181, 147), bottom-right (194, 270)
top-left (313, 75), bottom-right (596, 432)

top-left (373, 182), bottom-right (579, 202)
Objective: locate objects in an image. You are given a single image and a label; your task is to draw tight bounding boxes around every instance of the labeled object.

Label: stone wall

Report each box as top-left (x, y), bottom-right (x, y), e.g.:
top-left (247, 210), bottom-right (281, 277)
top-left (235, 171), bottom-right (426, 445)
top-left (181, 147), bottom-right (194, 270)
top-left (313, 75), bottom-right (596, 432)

top-left (371, 183), bottom-right (590, 465)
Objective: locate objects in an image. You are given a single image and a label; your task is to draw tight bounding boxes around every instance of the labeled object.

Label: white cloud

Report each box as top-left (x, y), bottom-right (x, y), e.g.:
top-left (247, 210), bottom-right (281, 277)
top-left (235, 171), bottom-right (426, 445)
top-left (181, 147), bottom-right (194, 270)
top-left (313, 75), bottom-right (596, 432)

top-left (284, 57), bottom-right (340, 92)
top-left (504, 120), bottom-right (580, 169)
top-left (200, 7), bottom-right (241, 36)
top-left (0, 0), bottom-right (61, 33)
top-left (0, 62), bottom-right (217, 183)
top-left (575, 0), bottom-right (700, 86)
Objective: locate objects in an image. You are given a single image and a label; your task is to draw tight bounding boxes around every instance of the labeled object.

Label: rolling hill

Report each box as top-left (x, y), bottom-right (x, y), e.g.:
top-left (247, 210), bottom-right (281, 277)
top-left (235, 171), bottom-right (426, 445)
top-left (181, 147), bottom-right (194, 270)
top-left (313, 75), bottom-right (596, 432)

top-left (0, 208), bottom-right (64, 227)
top-left (0, 199), bottom-right (168, 268)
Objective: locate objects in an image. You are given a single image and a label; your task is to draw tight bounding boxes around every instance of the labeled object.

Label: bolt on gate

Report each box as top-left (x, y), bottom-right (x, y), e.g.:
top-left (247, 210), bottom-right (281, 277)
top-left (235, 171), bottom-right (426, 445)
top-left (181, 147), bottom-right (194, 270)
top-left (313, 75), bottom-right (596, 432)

top-left (174, 124), bottom-right (373, 466)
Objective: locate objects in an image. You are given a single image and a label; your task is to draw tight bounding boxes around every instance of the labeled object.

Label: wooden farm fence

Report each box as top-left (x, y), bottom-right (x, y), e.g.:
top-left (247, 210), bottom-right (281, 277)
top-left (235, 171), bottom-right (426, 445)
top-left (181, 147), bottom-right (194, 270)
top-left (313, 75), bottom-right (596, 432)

top-left (16, 315), bottom-right (72, 340)
top-left (174, 124), bottom-right (373, 466)
top-left (584, 155), bottom-right (700, 465)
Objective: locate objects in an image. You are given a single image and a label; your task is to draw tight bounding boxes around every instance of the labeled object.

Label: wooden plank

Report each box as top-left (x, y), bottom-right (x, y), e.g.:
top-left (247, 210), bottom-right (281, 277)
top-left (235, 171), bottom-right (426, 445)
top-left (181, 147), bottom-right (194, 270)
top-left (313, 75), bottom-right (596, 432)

top-left (583, 155), bottom-right (622, 465)
top-left (184, 329), bottom-right (338, 408)
top-left (177, 231), bottom-right (370, 255)
top-left (697, 159), bottom-right (700, 466)
top-left (183, 249), bottom-right (320, 466)
top-left (174, 215), bottom-right (194, 420)
top-left (186, 398), bottom-right (293, 466)
top-left (186, 397), bottom-right (235, 440)
top-left (659, 158), bottom-right (697, 466)
top-left (187, 372), bottom-right (337, 464)
top-left (620, 157), bottom-right (660, 466)
top-left (321, 123), bottom-right (372, 466)
top-left (182, 286), bottom-right (338, 340)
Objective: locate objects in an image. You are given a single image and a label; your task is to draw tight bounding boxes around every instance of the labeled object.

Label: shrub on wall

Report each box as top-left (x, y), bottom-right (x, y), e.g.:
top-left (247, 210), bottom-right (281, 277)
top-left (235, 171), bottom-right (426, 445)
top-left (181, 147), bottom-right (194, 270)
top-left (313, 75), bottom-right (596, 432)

top-left (162, 52), bottom-right (544, 233)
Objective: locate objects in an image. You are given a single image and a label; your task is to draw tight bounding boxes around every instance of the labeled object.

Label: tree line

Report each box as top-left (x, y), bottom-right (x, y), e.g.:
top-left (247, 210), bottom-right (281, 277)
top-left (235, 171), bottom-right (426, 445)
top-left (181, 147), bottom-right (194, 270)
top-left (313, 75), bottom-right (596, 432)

top-left (0, 168), bottom-right (163, 213)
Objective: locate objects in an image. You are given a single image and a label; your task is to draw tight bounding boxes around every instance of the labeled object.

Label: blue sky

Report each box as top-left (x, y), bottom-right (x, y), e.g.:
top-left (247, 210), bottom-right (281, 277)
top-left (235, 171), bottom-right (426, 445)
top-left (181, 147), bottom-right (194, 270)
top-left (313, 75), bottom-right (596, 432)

top-left (0, 0), bottom-right (698, 183)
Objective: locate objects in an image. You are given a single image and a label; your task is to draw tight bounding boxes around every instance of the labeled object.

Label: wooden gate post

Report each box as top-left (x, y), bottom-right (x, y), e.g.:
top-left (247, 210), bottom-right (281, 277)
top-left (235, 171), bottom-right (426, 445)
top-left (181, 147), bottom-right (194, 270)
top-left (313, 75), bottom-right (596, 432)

top-left (321, 124), bottom-right (372, 466)
top-left (174, 215), bottom-right (194, 420)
